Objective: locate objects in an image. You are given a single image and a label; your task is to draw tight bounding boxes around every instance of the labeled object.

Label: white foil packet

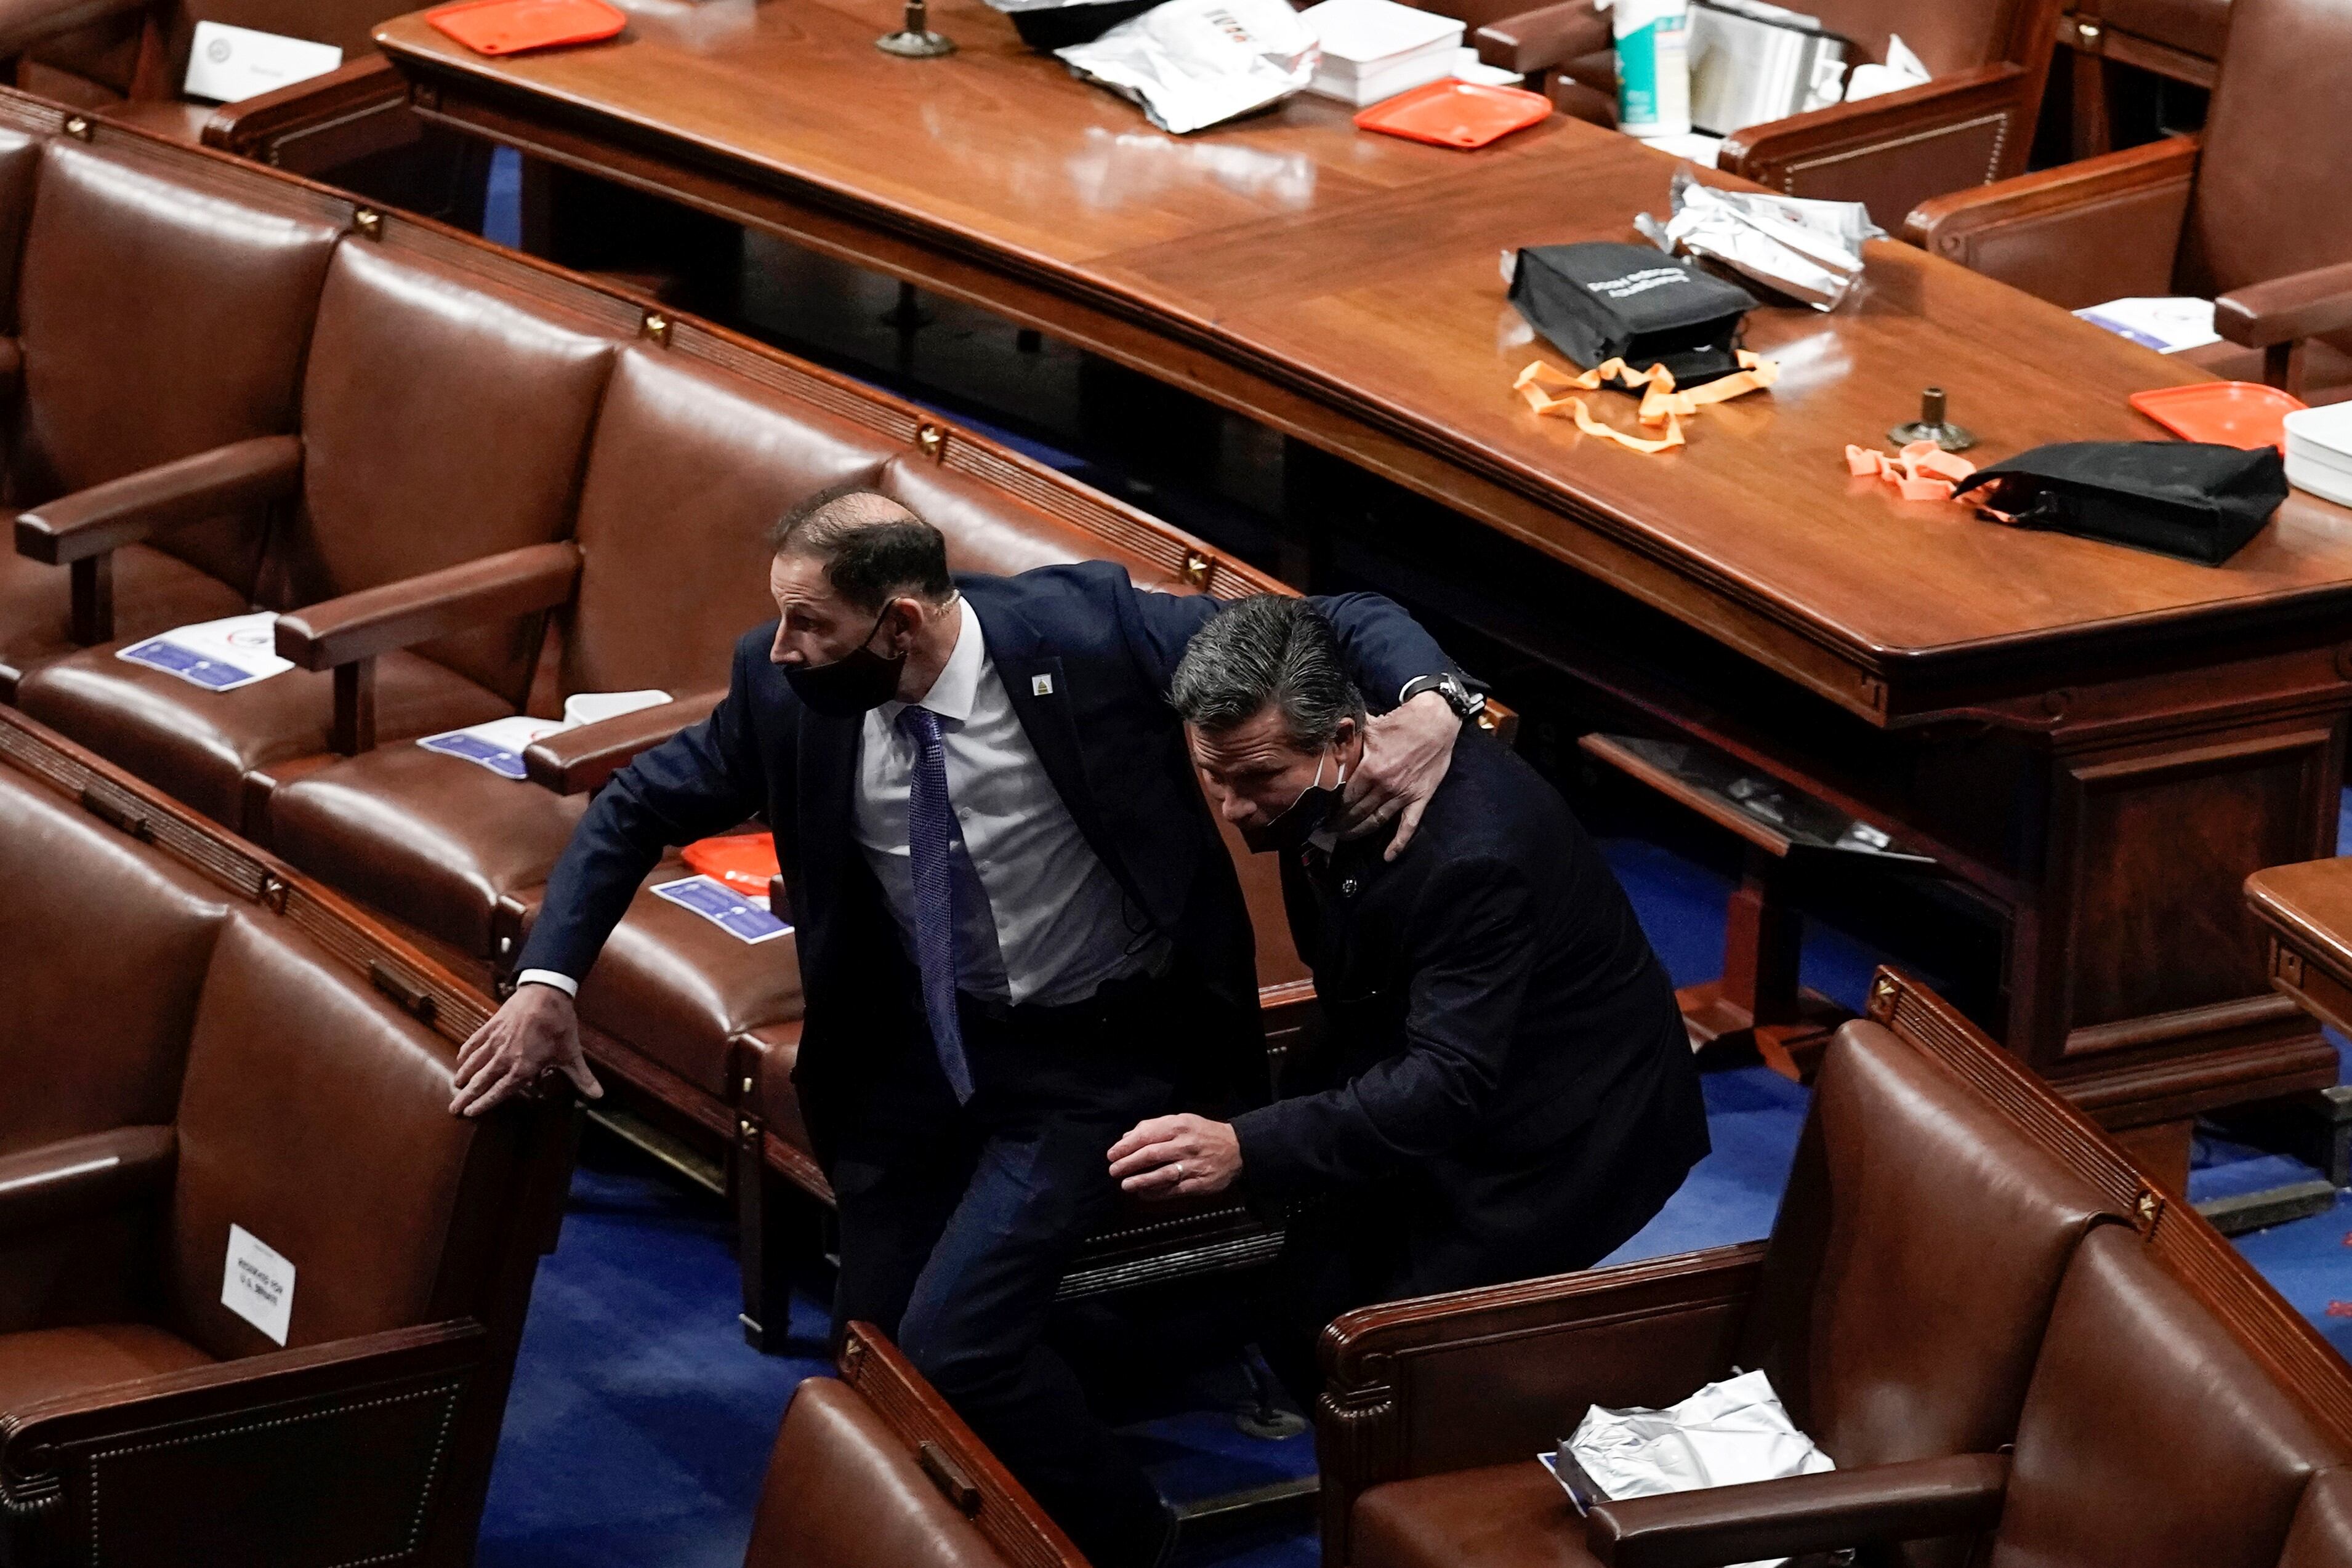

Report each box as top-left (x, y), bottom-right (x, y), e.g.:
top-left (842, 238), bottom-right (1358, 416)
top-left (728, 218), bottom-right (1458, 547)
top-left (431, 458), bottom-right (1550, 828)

top-left (1636, 165), bottom-right (1882, 310)
top-left (1058, 0), bottom-right (1319, 135)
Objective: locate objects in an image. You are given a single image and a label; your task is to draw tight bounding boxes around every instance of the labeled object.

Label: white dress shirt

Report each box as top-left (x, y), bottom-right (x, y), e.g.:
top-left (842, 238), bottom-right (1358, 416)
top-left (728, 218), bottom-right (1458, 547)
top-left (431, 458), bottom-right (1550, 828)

top-left (518, 599), bottom-right (1161, 1007)
top-left (855, 598), bottom-right (1161, 1007)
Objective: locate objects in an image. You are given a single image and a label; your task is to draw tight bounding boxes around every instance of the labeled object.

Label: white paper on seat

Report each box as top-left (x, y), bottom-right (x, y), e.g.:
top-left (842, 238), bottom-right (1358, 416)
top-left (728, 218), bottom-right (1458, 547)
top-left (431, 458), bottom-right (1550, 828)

top-left (222, 1222), bottom-right (295, 1346)
top-left (417, 690), bottom-right (672, 781)
top-left (183, 21), bottom-right (343, 105)
top-left (116, 611), bottom-right (293, 693)
top-left (651, 875), bottom-right (794, 945)
top-left (1843, 31), bottom-right (1928, 100)
top-left (2074, 296), bottom-right (2220, 353)
top-left (1542, 1369), bottom-right (1834, 1568)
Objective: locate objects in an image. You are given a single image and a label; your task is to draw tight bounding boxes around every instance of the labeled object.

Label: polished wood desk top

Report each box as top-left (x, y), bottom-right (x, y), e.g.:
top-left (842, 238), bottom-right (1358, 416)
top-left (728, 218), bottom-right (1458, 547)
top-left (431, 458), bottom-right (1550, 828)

top-left (378, 0), bottom-right (2352, 717)
top-left (2248, 859), bottom-right (2352, 982)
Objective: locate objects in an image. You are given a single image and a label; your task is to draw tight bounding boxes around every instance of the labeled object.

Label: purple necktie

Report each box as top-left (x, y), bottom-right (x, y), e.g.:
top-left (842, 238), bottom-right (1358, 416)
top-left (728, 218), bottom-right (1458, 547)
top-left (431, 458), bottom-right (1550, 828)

top-left (898, 706), bottom-right (975, 1103)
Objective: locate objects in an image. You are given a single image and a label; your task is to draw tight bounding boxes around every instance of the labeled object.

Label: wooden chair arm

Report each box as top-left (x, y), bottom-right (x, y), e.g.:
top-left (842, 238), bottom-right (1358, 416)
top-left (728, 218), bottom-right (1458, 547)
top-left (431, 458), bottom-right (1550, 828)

top-left (1590, 1452), bottom-right (2012, 1568)
top-left (1470, 0), bottom-right (1608, 77)
top-left (1317, 1242), bottom-right (1765, 1564)
top-left (521, 690), bottom-right (725, 795)
top-left (199, 53), bottom-right (410, 166)
top-left (1901, 133), bottom-right (2197, 307)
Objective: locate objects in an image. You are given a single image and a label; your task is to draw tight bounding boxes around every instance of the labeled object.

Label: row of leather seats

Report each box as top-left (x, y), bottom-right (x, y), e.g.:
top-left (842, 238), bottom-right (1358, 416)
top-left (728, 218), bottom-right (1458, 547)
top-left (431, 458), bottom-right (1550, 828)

top-left (0, 91), bottom-right (1323, 1343)
top-left (1308, 972), bottom-right (2352, 1568)
top-left (0, 704), bottom-right (572, 1567)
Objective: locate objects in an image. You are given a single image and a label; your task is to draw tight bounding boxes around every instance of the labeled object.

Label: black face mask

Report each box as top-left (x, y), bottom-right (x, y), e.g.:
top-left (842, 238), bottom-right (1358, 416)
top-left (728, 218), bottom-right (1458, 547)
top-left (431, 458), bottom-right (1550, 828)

top-left (1239, 750), bottom-right (1349, 855)
top-left (783, 606), bottom-right (906, 717)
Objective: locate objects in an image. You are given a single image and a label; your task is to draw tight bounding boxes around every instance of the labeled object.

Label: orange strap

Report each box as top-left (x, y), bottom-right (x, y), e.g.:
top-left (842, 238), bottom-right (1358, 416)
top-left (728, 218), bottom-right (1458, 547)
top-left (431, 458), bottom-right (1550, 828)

top-left (1845, 439), bottom-right (1978, 503)
top-left (1515, 353), bottom-right (1779, 454)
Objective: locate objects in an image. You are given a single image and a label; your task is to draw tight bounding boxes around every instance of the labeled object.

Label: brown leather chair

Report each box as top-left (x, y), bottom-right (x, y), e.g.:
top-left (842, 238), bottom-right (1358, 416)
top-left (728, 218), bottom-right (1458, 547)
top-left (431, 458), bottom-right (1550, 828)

top-left (1906, 0), bottom-right (2352, 404)
top-left (0, 0), bottom-right (418, 175)
top-left (1318, 970), bottom-right (2129, 1568)
top-left (18, 230), bottom-right (624, 834)
top-left (2286, 1469), bottom-right (2352, 1568)
top-left (745, 1322), bottom-right (1088, 1568)
top-left (0, 704), bottom-right (573, 1568)
top-left (0, 111), bottom-right (344, 701)
top-left (1465, 0), bottom-right (2066, 228)
top-left (2058, 0), bottom-right (2228, 157)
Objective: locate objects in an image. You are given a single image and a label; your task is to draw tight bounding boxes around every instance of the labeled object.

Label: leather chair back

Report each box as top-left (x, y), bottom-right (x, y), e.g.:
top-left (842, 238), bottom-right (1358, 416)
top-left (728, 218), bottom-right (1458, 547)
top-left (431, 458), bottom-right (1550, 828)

top-left (0, 768), bottom-right (228, 1156)
top-left (22, 0), bottom-right (400, 107)
top-left (1736, 1022), bottom-right (2113, 1481)
top-left (262, 242), bottom-right (618, 709)
top-left (1797, 0), bottom-right (2034, 74)
top-left (2177, 0), bottom-right (2352, 300)
top-left (560, 348), bottom-right (896, 702)
top-left (747, 1378), bottom-right (1013, 1568)
top-left (2284, 1469), bottom-right (2352, 1568)
top-left (164, 912), bottom-right (490, 1358)
top-left (1989, 1224), bottom-right (2345, 1568)
top-left (10, 139), bottom-right (339, 595)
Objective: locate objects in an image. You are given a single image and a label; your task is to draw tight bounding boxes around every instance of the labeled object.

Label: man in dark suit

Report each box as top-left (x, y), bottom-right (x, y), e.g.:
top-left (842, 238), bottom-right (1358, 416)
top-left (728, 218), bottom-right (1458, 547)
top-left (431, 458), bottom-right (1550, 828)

top-left (1109, 595), bottom-right (1709, 1401)
top-left (446, 488), bottom-right (1469, 1566)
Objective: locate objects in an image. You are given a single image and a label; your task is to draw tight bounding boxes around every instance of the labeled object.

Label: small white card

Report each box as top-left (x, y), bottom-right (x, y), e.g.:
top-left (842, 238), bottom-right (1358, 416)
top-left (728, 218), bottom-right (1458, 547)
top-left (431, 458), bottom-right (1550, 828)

top-left (2075, 296), bottom-right (2220, 354)
top-left (116, 611), bottom-right (293, 693)
top-left (222, 1222), bottom-right (295, 1345)
top-left (183, 21), bottom-right (343, 105)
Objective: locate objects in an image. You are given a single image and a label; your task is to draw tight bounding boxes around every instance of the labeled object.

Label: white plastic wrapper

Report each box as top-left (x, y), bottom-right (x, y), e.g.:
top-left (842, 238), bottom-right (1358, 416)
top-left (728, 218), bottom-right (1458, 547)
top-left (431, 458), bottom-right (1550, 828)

top-left (1636, 165), bottom-right (1882, 310)
top-left (1552, 1369), bottom-right (1834, 1568)
top-left (1057, 0), bottom-right (1319, 135)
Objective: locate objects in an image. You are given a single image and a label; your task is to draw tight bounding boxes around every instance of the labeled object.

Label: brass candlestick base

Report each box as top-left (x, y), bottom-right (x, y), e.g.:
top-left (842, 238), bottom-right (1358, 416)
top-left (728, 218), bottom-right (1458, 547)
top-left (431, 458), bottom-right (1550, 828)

top-left (1888, 385), bottom-right (1976, 453)
top-left (877, 0), bottom-right (956, 55)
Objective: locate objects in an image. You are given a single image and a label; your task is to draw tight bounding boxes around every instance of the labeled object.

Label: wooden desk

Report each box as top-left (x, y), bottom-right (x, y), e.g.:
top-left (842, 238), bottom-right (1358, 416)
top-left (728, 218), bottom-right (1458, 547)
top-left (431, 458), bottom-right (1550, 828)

top-left (378, 0), bottom-right (2352, 1166)
top-left (2250, 861), bottom-right (2352, 1041)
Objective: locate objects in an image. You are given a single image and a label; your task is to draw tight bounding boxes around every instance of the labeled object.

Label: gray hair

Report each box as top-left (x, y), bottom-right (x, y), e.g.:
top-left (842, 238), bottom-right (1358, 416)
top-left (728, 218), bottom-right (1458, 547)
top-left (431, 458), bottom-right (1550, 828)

top-left (1171, 595), bottom-right (1366, 748)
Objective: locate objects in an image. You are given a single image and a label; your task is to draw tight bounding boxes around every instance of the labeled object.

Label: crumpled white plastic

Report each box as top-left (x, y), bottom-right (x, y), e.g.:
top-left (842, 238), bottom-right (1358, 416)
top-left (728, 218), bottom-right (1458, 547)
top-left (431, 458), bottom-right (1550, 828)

top-left (1556, 1369), bottom-right (1835, 1568)
top-left (1057, 0), bottom-right (1319, 135)
top-left (1635, 164), bottom-right (1883, 310)
top-left (1844, 32), bottom-right (1930, 100)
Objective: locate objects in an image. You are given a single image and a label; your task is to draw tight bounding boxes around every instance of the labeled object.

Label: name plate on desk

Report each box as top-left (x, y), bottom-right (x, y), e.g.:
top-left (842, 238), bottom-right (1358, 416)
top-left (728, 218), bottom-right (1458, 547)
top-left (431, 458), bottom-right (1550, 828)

top-left (183, 21), bottom-right (343, 104)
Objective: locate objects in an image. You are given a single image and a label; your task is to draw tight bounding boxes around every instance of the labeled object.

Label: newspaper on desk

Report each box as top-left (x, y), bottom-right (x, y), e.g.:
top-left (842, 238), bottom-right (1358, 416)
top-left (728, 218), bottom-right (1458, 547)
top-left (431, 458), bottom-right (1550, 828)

top-left (1637, 165), bottom-right (1881, 310)
top-left (1057, 0), bottom-right (1319, 134)
top-left (1540, 1369), bottom-right (1835, 1568)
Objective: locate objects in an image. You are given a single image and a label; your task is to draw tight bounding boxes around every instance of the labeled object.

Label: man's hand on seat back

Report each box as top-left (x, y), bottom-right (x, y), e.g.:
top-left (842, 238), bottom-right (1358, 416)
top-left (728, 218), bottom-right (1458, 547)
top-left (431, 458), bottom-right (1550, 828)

top-left (449, 983), bottom-right (603, 1117)
top-left (1334, 690), bottom-right (1460, 861)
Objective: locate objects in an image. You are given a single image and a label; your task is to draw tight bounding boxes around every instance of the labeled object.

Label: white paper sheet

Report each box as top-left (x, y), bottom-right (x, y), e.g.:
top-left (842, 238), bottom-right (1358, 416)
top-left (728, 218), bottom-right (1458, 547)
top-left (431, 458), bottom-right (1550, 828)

top-left (2074, 296), bottom-right (2220, 353)
top-left (417, 690), bottom-right (672, 781)
top-left (116, 611), bottom-right (293, 693)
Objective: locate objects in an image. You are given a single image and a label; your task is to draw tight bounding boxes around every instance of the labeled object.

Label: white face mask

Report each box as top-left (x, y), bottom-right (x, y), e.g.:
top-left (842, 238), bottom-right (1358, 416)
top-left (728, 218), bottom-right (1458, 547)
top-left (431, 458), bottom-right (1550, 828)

top-left (1240, 744), bottom-right (1351, 854)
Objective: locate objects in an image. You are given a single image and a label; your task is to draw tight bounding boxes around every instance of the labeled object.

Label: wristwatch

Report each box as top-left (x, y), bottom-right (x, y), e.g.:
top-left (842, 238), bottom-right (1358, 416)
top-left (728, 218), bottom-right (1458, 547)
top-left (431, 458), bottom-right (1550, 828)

top-left (1398, 671), bottom-right (1486, 724)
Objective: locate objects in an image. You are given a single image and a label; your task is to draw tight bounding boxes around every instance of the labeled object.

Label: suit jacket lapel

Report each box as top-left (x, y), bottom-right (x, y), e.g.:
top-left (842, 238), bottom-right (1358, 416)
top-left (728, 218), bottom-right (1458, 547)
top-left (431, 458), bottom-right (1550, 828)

top-left (964, 579), bottom-right (1140, 904)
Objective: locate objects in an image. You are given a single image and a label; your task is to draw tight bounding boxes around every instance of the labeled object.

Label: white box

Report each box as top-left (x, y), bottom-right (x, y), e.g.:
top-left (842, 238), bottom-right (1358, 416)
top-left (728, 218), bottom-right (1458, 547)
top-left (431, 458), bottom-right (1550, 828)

top-left (183, 20), bottom-right (342, 105)
top-left (2284, 402), bottom-right (2352, 507)
top-left (1302, 0), bottom-right (1462, 101)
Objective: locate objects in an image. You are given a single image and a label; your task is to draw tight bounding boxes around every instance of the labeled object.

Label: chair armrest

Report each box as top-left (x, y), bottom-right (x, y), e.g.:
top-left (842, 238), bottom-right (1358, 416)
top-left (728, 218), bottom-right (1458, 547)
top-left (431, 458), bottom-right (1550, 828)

top-left (520, 690), bottom-right (725, 795)
top-left (1318, 1241), bottom-right (1765, 1564)
top-left (200, 54), bottom-right (403, 157)
top-left (14, 436), bottom-right (302, 568)
top-left (1902, 133), bottom-right (2199, 305)
top-left (273, 542), bottom-right (580, 671)
top-left (0, 0), bottom-right (149, 57)
top-left (1472, 0), bottom-right (1607, 75)
top-left (2215, 259), bottom-right (2352, 351)
top-left (1589, 1453), bottom-right (2012, 1568)
top-left (0, 1127), bottom-right (174, 1239)
top-left (1722, 64), bottom-right (2037, 231)
top-left (0, 1319), bottom-right (489, 1556)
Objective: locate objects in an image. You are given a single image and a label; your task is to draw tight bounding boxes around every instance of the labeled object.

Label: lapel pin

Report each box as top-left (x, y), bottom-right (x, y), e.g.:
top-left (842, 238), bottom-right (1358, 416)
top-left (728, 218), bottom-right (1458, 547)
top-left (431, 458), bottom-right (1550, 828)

top-left (1031, 674), bottom-right (1055, 697)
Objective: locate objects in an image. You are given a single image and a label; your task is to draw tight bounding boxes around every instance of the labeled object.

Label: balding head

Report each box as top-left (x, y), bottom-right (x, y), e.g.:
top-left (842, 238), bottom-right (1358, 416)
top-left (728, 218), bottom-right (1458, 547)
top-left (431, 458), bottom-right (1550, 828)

top-left (764, 482), bottom-right (954, 612)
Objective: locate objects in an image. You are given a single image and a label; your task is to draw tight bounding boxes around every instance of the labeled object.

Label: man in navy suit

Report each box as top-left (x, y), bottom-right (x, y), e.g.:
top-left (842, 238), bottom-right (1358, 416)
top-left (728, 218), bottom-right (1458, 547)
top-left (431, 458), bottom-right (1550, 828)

top-left (449, 486), bottom-right (1469, 1566)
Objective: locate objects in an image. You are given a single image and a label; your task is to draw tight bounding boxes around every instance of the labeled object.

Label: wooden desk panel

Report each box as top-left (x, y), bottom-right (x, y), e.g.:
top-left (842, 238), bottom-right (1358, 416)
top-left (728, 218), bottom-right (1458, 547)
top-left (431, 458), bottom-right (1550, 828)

top-left (377, 0), bottom-right (2346, 1141)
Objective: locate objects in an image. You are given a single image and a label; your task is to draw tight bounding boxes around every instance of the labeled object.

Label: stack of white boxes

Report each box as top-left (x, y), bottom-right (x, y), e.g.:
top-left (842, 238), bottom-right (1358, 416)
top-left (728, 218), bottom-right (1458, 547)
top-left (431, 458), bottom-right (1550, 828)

top-left (2283, 403), bottom-right (2352, 509)
top-left (1300, 0), bottom-right (1467, 105)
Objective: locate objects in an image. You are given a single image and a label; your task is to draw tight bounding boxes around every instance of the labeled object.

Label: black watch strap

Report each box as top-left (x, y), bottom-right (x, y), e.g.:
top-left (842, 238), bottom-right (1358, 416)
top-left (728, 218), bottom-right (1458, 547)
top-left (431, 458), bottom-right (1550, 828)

top-left (1398, 672), bottom-right (1484, 720)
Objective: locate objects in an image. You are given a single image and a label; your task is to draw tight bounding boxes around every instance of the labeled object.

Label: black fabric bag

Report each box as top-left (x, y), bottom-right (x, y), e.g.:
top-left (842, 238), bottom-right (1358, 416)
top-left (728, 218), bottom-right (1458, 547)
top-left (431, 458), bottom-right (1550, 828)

top-left (1509, 241), bottom-right (1757, 385)
top-left (1951, 441), bottom-right (2289, 565)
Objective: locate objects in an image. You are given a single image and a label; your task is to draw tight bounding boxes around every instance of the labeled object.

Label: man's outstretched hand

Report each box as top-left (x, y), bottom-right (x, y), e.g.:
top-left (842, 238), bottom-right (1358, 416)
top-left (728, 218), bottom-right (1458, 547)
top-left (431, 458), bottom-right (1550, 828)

top-left (1334, 689), bottom-right (1461, 861)
top-left (449, 983), bottom-right (603, 1117)
top-left (1108, 1113), bottom-right (1242, 1198)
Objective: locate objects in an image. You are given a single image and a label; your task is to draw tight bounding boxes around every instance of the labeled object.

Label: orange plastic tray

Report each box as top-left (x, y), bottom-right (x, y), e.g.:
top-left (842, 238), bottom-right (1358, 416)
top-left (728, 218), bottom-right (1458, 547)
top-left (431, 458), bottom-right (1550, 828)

top-left (682, 832), bottom-right (780, 901)
top-left (426, 0), bottom-right (626, 55)
top-left (2130, 380), bottom-right (2308, 449)
top-left (1353, 79), bottom-right (1552, 149)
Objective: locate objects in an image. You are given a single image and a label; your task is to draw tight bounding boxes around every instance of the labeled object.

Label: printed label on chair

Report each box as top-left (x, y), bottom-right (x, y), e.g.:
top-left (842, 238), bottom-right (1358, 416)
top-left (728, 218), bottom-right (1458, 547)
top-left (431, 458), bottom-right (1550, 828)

top-left (183, 21), bottom-right (343, 105)
top-left (222, 1223), bottom-right (295, 1345)
top-left (652, 875), bottom-right (793, 945)
top-left (117, 612), bottom-right (292, 693)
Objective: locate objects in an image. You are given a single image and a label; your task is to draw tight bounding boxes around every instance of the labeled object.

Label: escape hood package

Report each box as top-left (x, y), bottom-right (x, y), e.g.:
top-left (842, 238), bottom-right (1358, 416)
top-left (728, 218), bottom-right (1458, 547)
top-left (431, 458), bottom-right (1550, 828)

top-left (1637, 166), bottom-right (1881, 310)
top-left (1510, 239), bottom-right (1757, 384)
top-left (1058, 0), bottom-right (1319, 134)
